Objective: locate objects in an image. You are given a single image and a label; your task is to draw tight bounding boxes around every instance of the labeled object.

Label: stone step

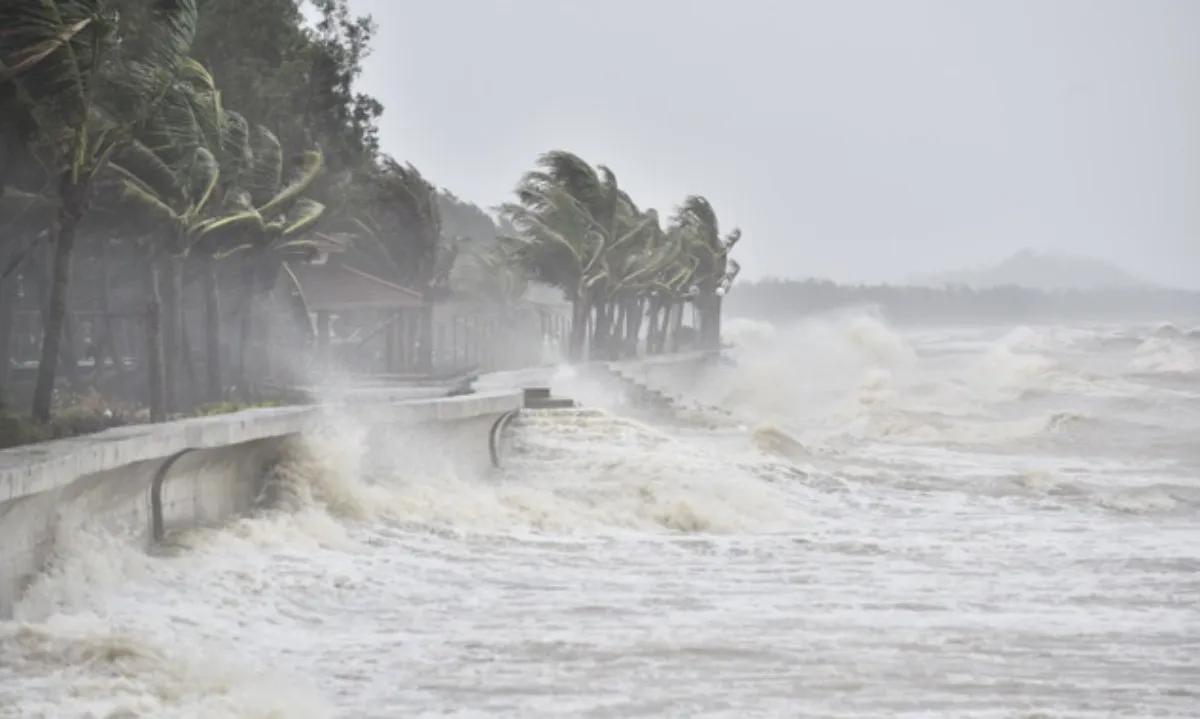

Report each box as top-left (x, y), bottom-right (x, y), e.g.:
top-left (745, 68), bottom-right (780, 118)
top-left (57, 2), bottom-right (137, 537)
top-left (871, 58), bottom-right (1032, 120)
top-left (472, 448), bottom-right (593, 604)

top-left (523, 397), bottom-right (577, 410)
top-left (522, 387), bottom-right (552, 402)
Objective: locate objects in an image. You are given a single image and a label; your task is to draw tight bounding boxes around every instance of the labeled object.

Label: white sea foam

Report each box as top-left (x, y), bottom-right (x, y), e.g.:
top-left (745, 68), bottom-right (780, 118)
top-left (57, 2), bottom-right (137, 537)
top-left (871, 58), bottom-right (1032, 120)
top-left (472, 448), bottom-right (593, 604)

top-left (3, 315), bottom-right (1199, 717)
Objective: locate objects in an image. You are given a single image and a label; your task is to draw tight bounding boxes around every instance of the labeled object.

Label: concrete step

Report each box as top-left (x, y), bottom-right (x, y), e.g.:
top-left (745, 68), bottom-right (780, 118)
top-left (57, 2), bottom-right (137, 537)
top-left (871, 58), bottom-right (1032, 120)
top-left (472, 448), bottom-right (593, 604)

top-left (523, 397), bottom-right (577, 410)
top-left (523, 387), bottom-right (552, 402)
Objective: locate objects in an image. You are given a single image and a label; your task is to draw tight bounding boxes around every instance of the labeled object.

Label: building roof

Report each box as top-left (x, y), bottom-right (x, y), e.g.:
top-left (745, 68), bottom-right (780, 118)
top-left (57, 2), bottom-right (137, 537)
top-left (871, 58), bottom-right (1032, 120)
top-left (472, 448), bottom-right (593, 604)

top-left (282, 261), bottom-right (424, 312)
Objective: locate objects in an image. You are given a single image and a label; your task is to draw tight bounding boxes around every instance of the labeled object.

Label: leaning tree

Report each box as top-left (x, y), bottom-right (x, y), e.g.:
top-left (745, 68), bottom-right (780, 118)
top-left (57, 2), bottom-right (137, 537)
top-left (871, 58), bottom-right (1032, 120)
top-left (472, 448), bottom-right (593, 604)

top-left (0, 0), bottom-right (200, 421)
top-left (345, 158), bottom-right (459, 371)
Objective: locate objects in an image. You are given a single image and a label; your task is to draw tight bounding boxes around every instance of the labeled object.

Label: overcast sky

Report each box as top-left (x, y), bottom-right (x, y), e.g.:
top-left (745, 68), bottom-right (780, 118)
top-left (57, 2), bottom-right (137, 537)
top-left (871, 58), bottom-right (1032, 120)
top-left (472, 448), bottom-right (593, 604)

top-left (346, 0), bottom-right (1199, 288)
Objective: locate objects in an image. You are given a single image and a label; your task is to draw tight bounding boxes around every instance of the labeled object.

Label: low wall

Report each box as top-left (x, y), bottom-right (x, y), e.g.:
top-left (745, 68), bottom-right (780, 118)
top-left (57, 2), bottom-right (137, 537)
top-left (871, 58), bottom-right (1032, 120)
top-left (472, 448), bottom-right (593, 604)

top-left (0, 390), bottom-right (522, 618)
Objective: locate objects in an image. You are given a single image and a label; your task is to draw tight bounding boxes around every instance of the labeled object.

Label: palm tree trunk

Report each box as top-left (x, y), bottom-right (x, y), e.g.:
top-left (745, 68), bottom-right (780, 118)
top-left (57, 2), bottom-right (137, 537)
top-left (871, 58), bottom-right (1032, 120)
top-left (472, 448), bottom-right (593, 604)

top-left (202, 255), bottom-right (221, 402)
top-left (620, 300), bottom-right (629, 355)
top-left (31, 190), bottom-right (85, 422)
top-left (180, 315), bottom-right (197, 408)
top-left (417, 298), bottom-right (434, 372)
top-left (663, 303), bottom-right (672, 352)
top-left (569, 297), bottom-right (588, 361)
top-left (656, 303), bottom-right (668, 354)
top-left (592, 302), bottom-right (611, 359)
top-left (62, 307), bottom-right (82, 389)
top-left (236, 264), bottom-right (254, 396)
top-left (669, 302), bottom-right (684, 352)
top-left (607, 302), bottom-right (622, 359)
top-left (98, 240), bottom-right (123, 384)
top-left (626, 297), bottom-right (643, 357)
top-left (645, 300), bottom-right (660, 355)
top-left (711, 294), bottom-right (723, 350)
top-left (173, 257), bottom-right (194, 409)
top-left (603, 302), bottom-right (619, 359)
top-left (145, 256), bottom-right (167, 422)
top-left (160, 254), bottom-right (179, 414)
top-left (0, 277), bottom-right (15, 395)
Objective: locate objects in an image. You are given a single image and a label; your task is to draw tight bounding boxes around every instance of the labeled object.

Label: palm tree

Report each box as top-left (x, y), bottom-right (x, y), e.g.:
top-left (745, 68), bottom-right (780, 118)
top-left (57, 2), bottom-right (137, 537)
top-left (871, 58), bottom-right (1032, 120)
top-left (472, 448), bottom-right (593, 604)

top-left (672, 196), bottom-right (741, 350)
top-left (0, 0), bottom-right (199, 422)
top-left (192, 126), bottom-right (326, 393)
top-left (500, 151), bottom-right (655, 360)
top-left (191, 93), bottom-right (252, 404)
top-left (593, 208), bottom-right (692, 357)
top-left (349, 158), bottom-right (456, 371)
top-left (91, 60), bottom-right (243, 417)
top-left (129, 61), bottom-right (255, 407)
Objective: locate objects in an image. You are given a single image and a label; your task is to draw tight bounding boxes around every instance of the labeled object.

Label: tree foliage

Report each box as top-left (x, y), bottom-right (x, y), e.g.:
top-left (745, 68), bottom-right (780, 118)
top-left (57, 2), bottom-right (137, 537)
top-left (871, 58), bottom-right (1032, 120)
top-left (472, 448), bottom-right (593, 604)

top-left (0, 0), bottom-right (742, 434)
top-left (499, 150), bottom-right (743, 359)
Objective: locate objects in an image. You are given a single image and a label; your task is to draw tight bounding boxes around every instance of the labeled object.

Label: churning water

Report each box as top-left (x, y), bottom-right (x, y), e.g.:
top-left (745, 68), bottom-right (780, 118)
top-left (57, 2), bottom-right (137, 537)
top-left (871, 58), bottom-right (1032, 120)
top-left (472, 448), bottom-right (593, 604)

top-left (3, 313), bottom-right (1199, 718)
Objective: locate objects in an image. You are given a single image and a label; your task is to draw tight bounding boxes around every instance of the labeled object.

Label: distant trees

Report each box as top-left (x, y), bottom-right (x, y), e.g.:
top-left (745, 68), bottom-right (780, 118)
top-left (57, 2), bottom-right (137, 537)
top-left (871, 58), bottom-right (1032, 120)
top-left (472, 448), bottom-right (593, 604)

top-left (499, 151), bottom-right (741, 361)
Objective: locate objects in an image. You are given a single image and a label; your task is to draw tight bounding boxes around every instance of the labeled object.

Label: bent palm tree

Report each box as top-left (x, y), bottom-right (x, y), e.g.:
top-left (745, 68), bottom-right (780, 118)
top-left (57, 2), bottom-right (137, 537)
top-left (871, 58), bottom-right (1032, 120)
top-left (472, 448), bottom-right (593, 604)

top-left (673, 196), bottom-right (741, 350)
top-left (0, 0), bottom-right (199, 421)
top-left (192, 127), bottom-right (326, 390)
top-left (92, 62), bottom-right (238, 417)
top-left (500, 151), bottom-right (656, 359)
top-left (350, 158), bottom-right (456, 371)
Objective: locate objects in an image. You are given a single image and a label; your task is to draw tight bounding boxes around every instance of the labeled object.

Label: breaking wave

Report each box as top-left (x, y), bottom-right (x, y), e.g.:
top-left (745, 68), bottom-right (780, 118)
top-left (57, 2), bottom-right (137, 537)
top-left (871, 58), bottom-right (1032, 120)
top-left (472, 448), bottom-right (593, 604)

top-left (4, 311), bottom-right (1199, 716)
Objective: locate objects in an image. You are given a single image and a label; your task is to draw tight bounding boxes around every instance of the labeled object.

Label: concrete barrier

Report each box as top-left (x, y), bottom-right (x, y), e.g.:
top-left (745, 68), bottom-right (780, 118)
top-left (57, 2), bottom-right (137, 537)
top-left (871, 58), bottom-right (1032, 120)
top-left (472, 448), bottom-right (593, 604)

top-left (0, 389), bottom-right (522, 618)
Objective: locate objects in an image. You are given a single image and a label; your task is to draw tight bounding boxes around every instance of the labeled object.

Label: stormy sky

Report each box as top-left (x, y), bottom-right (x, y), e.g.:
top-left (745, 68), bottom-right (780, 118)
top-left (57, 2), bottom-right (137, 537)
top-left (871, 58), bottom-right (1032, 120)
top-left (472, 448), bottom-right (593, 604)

top-left (346, 0), bottom-right (1200, 288)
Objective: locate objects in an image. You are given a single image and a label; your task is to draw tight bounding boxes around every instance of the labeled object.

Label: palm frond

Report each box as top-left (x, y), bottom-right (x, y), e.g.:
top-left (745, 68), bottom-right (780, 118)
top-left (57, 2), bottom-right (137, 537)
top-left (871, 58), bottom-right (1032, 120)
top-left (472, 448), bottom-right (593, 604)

top-left (103, 0), bottom-right (199, 118)
top-left (242, 124), bottom-right (282, 207)
top-left (280, 197), bottom-right (325, 237)
top-left (257, 149), bottom-right (323, 220)
top-left (216, 109), bottom-right (250, 187)
top-left (192, 208), bottom-right (265, 255)
top-left (0, 0), bottom-right (116, 153)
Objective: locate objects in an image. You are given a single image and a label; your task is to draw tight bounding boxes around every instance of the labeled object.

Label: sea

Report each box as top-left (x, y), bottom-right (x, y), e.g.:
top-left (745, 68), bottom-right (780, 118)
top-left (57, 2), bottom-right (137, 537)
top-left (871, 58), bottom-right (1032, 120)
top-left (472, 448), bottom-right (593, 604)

top-left (2, 311), bottom-right (1198, 718)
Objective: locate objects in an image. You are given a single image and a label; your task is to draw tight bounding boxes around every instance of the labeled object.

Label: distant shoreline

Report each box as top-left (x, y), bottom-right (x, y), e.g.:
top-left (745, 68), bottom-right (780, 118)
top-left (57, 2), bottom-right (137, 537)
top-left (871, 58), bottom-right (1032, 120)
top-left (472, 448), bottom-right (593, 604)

top-left (726, 278), bottom-right (1200, 326)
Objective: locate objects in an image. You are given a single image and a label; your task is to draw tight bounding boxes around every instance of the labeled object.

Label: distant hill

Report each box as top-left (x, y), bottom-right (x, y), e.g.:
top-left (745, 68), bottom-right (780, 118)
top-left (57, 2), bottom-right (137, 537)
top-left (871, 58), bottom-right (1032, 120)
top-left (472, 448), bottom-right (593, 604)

top-left (910, 249), bottom-right (1155, 291)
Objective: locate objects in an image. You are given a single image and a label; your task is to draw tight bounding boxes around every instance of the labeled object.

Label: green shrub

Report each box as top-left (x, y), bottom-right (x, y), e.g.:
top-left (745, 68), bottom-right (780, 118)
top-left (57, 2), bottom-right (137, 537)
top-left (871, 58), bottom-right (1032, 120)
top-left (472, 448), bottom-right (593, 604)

top-left (0, 389), bottom-right (144, 450)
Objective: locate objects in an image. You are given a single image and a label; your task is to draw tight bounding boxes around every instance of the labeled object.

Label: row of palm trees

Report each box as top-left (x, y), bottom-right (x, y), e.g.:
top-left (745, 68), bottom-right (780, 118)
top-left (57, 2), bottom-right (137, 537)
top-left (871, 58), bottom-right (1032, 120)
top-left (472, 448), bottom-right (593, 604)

top-left (1, 1), bottom-right (464, 421)
top-left (1, 1), bottom-right (251, 422)
top-left (0, 1), bottom-right (742, 429)
top-left (500, 151), bottom-right (742, 361)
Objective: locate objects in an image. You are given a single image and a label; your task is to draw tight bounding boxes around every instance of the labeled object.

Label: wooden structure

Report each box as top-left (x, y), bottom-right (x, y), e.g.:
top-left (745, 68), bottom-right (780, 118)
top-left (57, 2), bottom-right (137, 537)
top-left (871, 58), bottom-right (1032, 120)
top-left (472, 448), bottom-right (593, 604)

top-left (278, 260), bottom-right (425, 376)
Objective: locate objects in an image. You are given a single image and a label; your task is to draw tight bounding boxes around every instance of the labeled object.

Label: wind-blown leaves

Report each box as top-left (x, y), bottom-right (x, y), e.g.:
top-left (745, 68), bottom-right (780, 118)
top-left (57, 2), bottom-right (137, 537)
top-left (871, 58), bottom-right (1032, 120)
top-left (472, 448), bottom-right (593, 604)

top-left (348, 158), bottom-right (450, 291)
top-left (242, 125), bottom-right (283, 207)
top-left (258, 149), bottom-right (322, 220)
top-left (193, 137), bottom-right (326, 261)
top-left (1, 0), bottom-right (199, 183)
top-left (673, 195), bottom-right (741, 291)
top-left (0, 1), bottom-right (115, 149)
top-left (498, 149), bottom-right (744, 358)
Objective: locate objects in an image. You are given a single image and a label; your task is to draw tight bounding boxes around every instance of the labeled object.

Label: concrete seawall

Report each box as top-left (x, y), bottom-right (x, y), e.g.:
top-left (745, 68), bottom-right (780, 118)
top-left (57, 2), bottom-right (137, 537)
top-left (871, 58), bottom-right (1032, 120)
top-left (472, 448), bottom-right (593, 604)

top-left (477, 352), bottom-right (725, 396)
top-left (0, 390), bottom-right (522, 618)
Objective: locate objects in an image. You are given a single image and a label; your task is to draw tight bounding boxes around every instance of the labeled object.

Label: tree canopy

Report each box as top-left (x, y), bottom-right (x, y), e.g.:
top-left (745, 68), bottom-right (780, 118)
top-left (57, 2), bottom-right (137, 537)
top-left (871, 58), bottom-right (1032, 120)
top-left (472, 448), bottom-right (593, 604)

top-left (0, 0), bottom-right (744, 432)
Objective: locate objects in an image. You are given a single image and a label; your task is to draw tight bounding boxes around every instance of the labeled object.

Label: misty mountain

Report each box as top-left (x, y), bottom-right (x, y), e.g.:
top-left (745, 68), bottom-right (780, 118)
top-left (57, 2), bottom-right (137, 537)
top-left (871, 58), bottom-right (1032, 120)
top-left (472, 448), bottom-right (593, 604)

top-left (727, 277), bottom-right (1200, 327)
top-left (910, 249), bottom-right (1156, 291)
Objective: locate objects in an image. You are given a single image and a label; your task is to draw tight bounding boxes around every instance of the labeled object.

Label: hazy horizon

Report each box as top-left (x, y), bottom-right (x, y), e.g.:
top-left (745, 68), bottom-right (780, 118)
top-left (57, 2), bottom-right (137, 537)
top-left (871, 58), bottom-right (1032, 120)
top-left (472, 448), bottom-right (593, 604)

top-left (345, 0), bottom-right (1199, 289)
